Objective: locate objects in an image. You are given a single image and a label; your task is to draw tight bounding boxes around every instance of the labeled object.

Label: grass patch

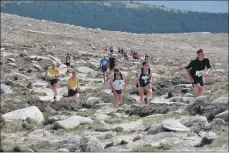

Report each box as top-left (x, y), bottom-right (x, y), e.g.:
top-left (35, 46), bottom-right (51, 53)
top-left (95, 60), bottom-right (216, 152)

top-left (209, 132), bottom-right (228, 149)
top-left (121, 115), bottom-right (140, 121)
top-left (62, 124), bottom-right (88, 134)
top-left (126, 71), bottom-right (137, 85)
top-left (75, 109), bottom-right (96, 117)
top-left (1, 122), bottom-right (25, 133)
top-left (104, 134), bottom-right (113, 139)
top-left (143, 113), bottom-right (181, 127)
top-left (133, 144), bottom-right (162, 152)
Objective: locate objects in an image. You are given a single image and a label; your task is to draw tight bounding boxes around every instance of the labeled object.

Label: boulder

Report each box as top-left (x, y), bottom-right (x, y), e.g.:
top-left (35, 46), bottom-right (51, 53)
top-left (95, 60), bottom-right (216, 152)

top-left (53, 115), bottom-right (93, 129)
top-left (76, 67), bottom-right (94, 74)
top-left (214, 111), bottom-right (228, 122)
top-left (2, 106), bottom-right (44, 124)
top-left (0, 84), bottom-right (12, 94)
top-left (162, 119), bottom-right (190, 132)
top-left (80, 136), bottom-right (103, 152)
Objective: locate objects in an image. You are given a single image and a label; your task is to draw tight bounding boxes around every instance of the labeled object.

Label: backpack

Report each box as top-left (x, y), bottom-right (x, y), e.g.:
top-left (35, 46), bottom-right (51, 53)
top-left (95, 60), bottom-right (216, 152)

top-left (113, 72), bottom-right (123, 82)
top-left (109, 57), bottom-right (115, 66)
top-left (136, 68), bottom-right (151, 87)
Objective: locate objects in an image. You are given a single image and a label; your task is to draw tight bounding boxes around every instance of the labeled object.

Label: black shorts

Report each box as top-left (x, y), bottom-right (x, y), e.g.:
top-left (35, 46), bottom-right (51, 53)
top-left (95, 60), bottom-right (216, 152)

top-left (102, 67), bottom-right (108, 73)
top-left (110, 65), bottom-right (115, 70)
top-left (66, 62), bottom-right (70, 66)
top-left (140, 82), bottom-right (150, 88)
top-left (192, 76), bottom-right (204, 86)
top-left (112, 90), bottom-right (122, 94)
top-left (50, 79), bottom-right (58, 86)
top-left (68, 89), bottom-right (78, 97)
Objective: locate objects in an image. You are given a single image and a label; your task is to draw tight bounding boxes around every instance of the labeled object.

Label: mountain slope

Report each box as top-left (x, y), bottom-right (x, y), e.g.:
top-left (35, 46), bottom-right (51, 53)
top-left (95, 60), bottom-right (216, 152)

top-left (1, 1), bottom-right (228, 33)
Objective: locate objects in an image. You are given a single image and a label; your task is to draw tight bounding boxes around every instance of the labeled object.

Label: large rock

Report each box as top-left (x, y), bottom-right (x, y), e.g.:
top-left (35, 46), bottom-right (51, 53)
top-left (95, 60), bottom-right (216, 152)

top-left (76, 67), bottom-right (94, 74)
top-left (147, 124), bottom-right (167, 135)
top-left (162, 119), bottom-right (190, 132)
top-left (2, 106), bottom-right (44, 124)
top-left (126, 103), bottom-right (170, 117)
top-left (0, 84), bottom-right (12, 94)
top-left (186, 96), bottom-right (227, 121)
top-left (80, 136), bottom-right (103, 152)
top-left (53, 115), bottom-right (93, 129)
top-left (57, 135), bottom-right (82, 152)
top-left (180, 116), bottom-right (209, 128)
top-left (47, 54), bottom-right (62, 64)
top-left (214, 111), bottom-right (228, 122)
top-left (212, 97), bottom-right (228, 104)
top-left (82, 97), bottom-right (103, 108)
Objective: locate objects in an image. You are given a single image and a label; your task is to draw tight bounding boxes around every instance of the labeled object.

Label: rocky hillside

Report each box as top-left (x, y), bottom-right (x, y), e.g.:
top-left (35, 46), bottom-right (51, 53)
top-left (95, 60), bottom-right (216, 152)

top-left (0, 13), bottom-right (228, 152)
top-left (1, 1), bottom-right (228, 33)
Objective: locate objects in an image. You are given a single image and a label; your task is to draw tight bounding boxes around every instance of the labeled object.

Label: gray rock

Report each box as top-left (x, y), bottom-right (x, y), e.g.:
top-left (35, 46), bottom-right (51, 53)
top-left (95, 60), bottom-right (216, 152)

top-left (181, 116), bottom-right (209, 128)
top-left (93, 103), bottom-right (113, 109)
top-left (2, 106), bottom-right (44, 124)
top-left (8, 63), bottom-right (17, 67)
top-left (210, 118), bottom-right (226, 130)
top-left (214, 111), bottom-right (228, 122)
top-left (80, 136), bottom-right (103, 152)
top-left (76, 67), bottom-right (94, 74)
top-left (184, 93), bottom-right (195, 97)
top-left (212, 97), bottom-right (228, 104)
top-left (162, 119), bottom-right (190, 132)
top-left (57, 148), bottom-right (69, 152)
top-left (83, 97), bottom-right (103, 108)
top-left (53, 115), bottom-right (93, 130)
top-left (7, 58), bottom-right (16, 63)
top-left (133, 135), bottom-right (142, 142)
top-left (32, 63), bottom-right (43, 71)
top-left (1, 84), bottom-right (12, 94)
top-left (115, 126), bottom-right (124, 132)
top-left (169, 96), bottom-right (185, 103)
top-left (58, 135), bottom-right (82, 152)
top-left (147, 124), bottom-right (167, 135)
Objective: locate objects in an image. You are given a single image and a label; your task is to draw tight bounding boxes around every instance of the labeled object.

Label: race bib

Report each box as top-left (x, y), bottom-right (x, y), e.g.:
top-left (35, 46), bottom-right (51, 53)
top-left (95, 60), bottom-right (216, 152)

top-left (195, 70), bottom-right (203, 77)
top-left (142, 76), bottom-right (149, 84)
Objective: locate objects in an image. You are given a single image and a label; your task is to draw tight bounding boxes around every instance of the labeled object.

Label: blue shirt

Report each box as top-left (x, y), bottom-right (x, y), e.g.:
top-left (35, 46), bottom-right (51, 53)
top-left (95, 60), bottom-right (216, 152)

top-left (100, 58), bottom-right (109, 67)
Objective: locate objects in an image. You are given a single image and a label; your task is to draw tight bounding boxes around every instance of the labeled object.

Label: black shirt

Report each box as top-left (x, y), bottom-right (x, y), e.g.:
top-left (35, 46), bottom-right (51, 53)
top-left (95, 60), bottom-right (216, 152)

top-left (186, 57), bottom-right (211, 77)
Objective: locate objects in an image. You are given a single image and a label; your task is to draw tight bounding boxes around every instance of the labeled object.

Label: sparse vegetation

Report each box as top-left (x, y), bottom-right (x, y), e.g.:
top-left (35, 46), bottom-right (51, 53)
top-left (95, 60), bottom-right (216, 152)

top-left (104, 134), bottom-right (113, 139)
top-left (143, 113), bottom-right (181, 127)
top-left (133, 144), bottom-right (162, 152)
top-left (75, 109), bottom-right (96, 117)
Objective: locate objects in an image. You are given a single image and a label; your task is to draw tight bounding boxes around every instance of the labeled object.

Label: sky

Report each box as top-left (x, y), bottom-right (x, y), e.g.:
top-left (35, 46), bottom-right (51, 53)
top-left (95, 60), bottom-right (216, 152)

top-left (137, 1), bottom-right (228, 13)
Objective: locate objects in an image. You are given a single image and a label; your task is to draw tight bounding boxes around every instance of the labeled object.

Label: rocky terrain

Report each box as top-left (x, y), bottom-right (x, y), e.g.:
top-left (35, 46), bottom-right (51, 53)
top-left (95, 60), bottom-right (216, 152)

top-left (1, 13), bottom-right (228, 152)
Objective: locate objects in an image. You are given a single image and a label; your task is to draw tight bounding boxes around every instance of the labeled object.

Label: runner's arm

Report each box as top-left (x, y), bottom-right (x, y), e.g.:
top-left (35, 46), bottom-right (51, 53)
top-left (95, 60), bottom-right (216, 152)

top-left (184, 60), bottom-right (194, 80)
top-left (137, 71), bottom-right (141, 87)
top-left (206, 59), bottom-right (211, 73)
top-left (109, 75), bottom-right (115, 91)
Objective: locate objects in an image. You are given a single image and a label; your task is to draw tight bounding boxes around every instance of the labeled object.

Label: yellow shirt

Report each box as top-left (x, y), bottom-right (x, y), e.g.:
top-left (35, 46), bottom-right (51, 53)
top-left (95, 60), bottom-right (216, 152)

top-left (47, 67), bottom-right (59, 80)
top-left (68, 77), bottom-right (78, 88)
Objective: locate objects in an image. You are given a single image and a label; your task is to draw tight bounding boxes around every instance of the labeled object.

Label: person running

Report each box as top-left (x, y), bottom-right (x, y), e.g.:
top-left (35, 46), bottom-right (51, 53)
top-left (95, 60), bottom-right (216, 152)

top-left (100, 55), bottom-right (110, 84)
top-left (136, 52), bottom-right (140, 60)
top-left (45, 63), bottom-right (60, 101)
top-left (144, 53), bottom-right (149, 61)
top-left (67, 71), bottom-right (79, 99)
top-left (124, 52), bottom-right (129, 60)
top-left (110, 68), bottom-right (127, 107)
top-left (137, 62), bottom-right (152, 104)
top-left (109, 54), bottom-right (116, 75)
top-left (185, 49), bottom-right (211, 96)
top-left (65, 53), bottom-right (71, 72)
top-left (110, 46), bottom-right (114, 54)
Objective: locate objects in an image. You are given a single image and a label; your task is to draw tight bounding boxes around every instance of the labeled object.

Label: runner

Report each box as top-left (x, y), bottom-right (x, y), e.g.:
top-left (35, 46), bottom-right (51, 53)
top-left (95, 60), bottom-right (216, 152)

top-left (67, 71), bottom-right (79, 99)
top-left (110, 46), bottom-right (114, 53)
top-left (65, 53), bottom-right (71, 72)
top-left (124, 51), bottom-right (128, 60)
top-left (45, 63), bottom-right (60, 101)
top-left (110, 68), bottom-right (127, 107)
top-left (144, 53), bottom-right (149, 61)
top-left (185, 49), bottom-right (211, 96)
top-left (137, 62), bottom-right (152, 104)
top-left (100, 55), bottom-right (110, 84)
top-left (109, 54), bottom-right (116, 75)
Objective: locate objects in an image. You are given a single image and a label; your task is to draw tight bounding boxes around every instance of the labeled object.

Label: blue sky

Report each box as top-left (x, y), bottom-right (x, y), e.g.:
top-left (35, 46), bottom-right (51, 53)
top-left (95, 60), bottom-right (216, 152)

top-left (138, 1), bottom-right (228, 13)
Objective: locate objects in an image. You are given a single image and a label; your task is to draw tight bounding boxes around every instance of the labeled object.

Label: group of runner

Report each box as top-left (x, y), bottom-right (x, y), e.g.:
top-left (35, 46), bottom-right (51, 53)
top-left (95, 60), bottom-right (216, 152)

top-left (45, 48), bottom-right (211, 106)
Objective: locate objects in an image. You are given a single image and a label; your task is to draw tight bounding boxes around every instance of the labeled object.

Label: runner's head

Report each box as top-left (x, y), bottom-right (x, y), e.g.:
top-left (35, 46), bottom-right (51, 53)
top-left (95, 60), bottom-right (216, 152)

top-left (67, 53), bottom-right (69, 56)
top-left (71, 71), bottom-right (76, 77)
top-left (197, 49), bottom-right (205, 60)
top-left (103, 55), bottom-right (107, 59)
top-left (142, 61), bottom-right (149, 69)
top-left (114, 68), bottom-right (120, 75)
top-left (51, 63), bottom-right (56, 69)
